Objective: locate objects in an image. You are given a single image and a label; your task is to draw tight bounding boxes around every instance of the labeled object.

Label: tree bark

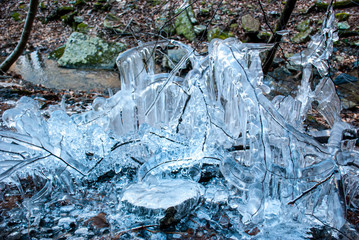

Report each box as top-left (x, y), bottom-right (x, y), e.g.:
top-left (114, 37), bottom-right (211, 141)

top-left (262, 0), bottom-right (297, 75)
top-left (0, 0), bottom-right (39, 74)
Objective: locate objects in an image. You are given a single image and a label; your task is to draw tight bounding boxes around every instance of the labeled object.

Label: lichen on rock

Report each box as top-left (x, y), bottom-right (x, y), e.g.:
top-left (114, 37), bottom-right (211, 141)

top-left (175, 5), bottom-right (196, 41)
top-left (57, 32), bottom-right (126, 69)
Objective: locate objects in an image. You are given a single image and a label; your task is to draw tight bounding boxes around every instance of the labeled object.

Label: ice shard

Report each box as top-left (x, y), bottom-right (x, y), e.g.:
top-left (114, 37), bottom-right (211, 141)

top-left (0, 7), bottom-right (358, 239)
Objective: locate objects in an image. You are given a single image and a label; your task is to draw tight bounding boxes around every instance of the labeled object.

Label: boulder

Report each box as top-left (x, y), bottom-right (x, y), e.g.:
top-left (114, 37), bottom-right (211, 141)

top-left (57, 32), bottom-right (126, 69)
top-left (175, 6), bottom-right (197, 41)
top-left (241, 14), bottom-right (260, 33)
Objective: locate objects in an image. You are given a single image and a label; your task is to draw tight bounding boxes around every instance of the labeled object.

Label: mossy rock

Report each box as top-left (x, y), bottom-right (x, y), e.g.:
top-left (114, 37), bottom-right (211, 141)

top-left (76, 22), bottom-right (90, 34)
top-left (291, 28), bottom-right (313, 43)
top-left (57, 32), bottom-right (127, 69)
top-left (61, 11), bottom-right (78, 28)
top-left (175, 6), bottom-right (197, 41)
top-left (93, 2), bottom-right (111, 11)
top-left (103, 13), bottom-right (125, 32)
top-left (241, 14), bottom-right (260, 33)
top-left (315, 0), bottom-right (359, 8)
top-left (72, 0), bottom-right (86, 6)
top-left (257, 31), bottom-right (272, 41)
top-left (40, 1), bottom-right (47, 10)
top-left (47, 6), bottom-right (74, 21)
top-left (208, 28), bottom-right (233, 41)
top-left (48, 45), bottom-right (66, 60)
top-left (11, 12), bottom-right (22, 21)
top-left (194, 25), bottom-right (206, 35)
top-left (296, 19), bottom-right (310, 32)
top-left (335, 12), bottom-right (350, 21)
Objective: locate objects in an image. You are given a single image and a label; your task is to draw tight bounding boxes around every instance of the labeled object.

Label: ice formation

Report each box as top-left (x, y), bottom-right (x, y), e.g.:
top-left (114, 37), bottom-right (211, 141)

top-left (0, 8), bottom-right (358, 239)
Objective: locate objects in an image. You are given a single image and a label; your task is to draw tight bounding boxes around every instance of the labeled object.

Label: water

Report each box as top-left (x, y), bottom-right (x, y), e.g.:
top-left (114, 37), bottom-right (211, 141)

top-left (10, 51), bottom-right (121, 90)
top-left (0, 8), bottom-right (358, 239)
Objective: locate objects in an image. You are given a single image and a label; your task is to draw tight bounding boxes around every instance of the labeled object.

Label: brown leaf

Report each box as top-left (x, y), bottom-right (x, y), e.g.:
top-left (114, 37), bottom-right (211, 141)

top-left (84, 212), bottom-right (110, 229)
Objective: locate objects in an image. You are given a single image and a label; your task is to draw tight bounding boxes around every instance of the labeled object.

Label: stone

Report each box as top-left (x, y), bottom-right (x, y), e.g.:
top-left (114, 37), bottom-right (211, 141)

top-left (48, 45), bottom-right (66, 60)
top-left (103, 13), bottom-right (124, 32)
top-left (337, 21), bottom-right (350, 30)
top-left (155, 15), bottom-right (176, 36)
top-left (296, 19), bottom-right (310, 32)
top-left (57, 32), bottom-right (126, 69)
top-left (257, 31), bottom-right (272, 41)
top-left (46, 6), bottom-right (74, 22)
top-left (194, 25), bottom-right (207, 35)
top-left (76, 23), bottom-right (90, 34)
top-left (270, 66), bottom-right (292, 80)
top-left (163, 48), bottom-right (188, 69)
top-left (334, 73), bottom-right (358, 85)
top-left (121, 179), bottom-right (204, 227)
top-left (175, 7), bottom-right (196, 41)
top-left (241, 14), bottom-right (260, 33)
top-left (335, 12), bottom-right (350, 21)
top-left (291, 28), bottom-right (313, 43)
top-left (10, 12), bottom-right (22, 22)
top-left (208, 28), bottom-right (233, 42)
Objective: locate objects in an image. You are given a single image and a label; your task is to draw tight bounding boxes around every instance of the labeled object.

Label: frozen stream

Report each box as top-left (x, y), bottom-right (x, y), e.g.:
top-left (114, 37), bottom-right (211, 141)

top-left (0, 8), bottom-right (358, 239)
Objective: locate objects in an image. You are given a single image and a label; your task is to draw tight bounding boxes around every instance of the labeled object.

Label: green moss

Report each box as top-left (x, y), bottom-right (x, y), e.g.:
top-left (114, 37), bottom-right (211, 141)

top-left (315, 0), bottom-right (359, 8)
top-left (148, 0), bottom-right (161, 6)
top-left (335, 13), bottom-right (350, 21)
top-left (175, 7), bottom-right (196, 41)
top-left (291, 28), bottom-right (313, 43)
top-left (48, 45), bottom-right (66, 60)
top-left (76, 23), bottom-right (90, 33)
top-left (58, 32), bottom-right (127, 69)
top-left (40, 2), bottom-right (47, 10)
top-left (208, 28), bottom-right (231, 41)
top-left (257, 31), bottom-right (272, 41)
top-left (229, 23), bottom-right (238, 29)
top-left (71, 0), bottom-right (86, 6)
top-left (11, 12), bottom-right (21, 21)
top-left (296, 19), bottom-right (310, 32)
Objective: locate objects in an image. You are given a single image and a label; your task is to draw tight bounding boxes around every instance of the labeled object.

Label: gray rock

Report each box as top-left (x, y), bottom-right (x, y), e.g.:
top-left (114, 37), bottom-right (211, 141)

top-left (296, 19), bottom-right (310, 32)
top-left (291, 28), bottom-right (313, 43)
top-left (334, 73), bottom-right (358, 85)
top-left (121, 179), bottom-right (204, 227)
top-left (163, 48), bottom-right (189, 70)
top-left (194, 25), bottom-right (207, 35)
top-left (241, 14), bottom-right (260, 33)
top-left (175, 6), bottom-right (196, 41)
top-left (58, 32), bottom-right (126, 69)
top-left (271, 66), bottom-right (292, 80)
top-left (337, 21), bottom-right (350, 30)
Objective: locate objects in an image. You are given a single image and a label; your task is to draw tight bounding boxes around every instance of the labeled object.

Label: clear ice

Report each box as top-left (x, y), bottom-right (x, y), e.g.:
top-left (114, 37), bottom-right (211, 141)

top-left (0, 7), bottom-right (358, 239)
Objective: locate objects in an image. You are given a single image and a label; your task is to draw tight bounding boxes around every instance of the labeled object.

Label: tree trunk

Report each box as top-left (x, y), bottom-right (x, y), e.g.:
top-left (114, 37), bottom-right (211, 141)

top-left (0, 0), bottom-right (39, 74)
top-left (262, 0), bottom-right (297, 75)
